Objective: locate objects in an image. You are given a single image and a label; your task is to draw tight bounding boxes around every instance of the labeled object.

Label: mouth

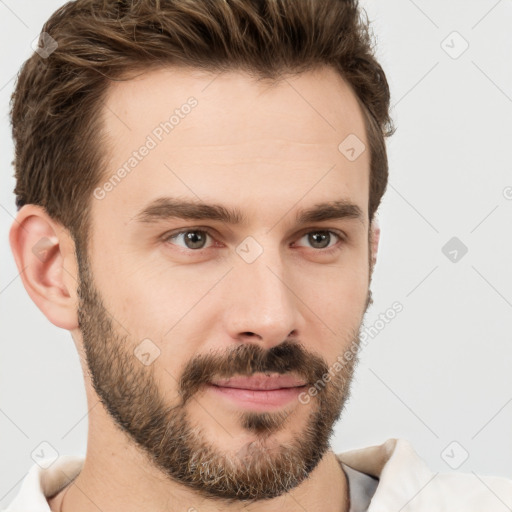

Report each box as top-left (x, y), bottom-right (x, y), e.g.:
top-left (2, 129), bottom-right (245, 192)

top-left (206, 373), bottom-right (309, 410)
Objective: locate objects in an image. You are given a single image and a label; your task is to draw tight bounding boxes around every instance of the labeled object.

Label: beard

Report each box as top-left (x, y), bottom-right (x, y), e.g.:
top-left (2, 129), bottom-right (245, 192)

top-left (75, 243), bottom-right (368, 504)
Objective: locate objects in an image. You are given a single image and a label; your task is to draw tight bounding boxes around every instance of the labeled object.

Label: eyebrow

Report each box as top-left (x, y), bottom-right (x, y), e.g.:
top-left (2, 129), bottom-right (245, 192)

top-left (132, 196), bottom-right (365, 227)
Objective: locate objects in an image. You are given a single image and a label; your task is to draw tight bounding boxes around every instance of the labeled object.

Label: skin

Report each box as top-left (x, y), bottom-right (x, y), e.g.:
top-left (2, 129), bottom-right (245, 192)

top-left (10, 65), bottom-right (380, 512)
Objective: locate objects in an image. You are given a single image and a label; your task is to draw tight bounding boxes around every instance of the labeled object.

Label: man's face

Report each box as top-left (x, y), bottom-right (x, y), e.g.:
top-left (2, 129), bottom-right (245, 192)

top-left (75, 66), bottom-right (373, 502)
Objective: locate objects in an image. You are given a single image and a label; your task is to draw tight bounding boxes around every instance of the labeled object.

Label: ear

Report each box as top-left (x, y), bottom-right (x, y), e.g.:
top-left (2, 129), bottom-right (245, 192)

top-left (9, 204), bottom-right (79, 331)
top-left (370, 217), bottom-right (380, 269)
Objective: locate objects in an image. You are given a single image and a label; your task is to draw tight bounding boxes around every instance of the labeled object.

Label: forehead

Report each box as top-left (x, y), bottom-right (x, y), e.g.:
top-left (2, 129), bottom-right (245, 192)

top-left (94, 65), bottom-right (370, 230)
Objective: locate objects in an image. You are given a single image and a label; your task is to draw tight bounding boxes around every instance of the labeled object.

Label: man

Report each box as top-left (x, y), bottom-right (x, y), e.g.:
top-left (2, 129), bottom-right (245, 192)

top-left (4, 0), bottom-right (512, 511)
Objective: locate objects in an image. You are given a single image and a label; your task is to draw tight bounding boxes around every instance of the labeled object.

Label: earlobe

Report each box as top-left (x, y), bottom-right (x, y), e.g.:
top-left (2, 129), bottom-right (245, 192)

top-left (9, 205), bottom-right (79, 331)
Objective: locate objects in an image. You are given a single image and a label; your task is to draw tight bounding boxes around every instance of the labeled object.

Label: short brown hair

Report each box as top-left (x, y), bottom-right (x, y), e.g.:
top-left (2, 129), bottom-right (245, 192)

top-left (10, 0), bottom-right (395, 255)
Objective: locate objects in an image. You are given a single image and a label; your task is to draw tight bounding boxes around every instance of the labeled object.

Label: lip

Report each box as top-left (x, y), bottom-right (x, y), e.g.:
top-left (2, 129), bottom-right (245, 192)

top-left (210, 373), bottom-right (307, 390)
top-left (207, 373), bottom-right (308, 411)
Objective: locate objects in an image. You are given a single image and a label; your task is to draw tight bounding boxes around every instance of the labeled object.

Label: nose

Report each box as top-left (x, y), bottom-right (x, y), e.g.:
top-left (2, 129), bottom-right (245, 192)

top-left (221, 250), bottom-right (305, 350)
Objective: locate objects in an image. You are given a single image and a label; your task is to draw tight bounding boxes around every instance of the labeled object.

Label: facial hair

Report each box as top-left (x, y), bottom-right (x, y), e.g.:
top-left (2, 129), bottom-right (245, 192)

top-left (75, 243), bottom-right (368, 504)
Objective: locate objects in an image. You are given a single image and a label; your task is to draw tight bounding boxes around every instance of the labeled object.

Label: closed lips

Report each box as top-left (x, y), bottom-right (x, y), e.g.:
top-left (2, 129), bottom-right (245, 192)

top-left (209, 374), bottom-right (308, 390)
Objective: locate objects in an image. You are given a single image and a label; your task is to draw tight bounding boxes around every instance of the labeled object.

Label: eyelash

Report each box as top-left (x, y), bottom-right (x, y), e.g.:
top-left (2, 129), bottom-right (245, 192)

top-left (161, 227), bottom-right (346, 255)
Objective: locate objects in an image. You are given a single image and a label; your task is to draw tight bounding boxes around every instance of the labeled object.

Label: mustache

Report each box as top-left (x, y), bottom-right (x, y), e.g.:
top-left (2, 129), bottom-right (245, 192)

top-left (178, 340), bottom-right (329, 404)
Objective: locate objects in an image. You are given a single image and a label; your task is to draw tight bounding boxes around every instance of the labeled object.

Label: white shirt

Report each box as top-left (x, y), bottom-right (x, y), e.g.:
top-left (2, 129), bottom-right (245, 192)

top-left (3, 438), bottom-right (511, 511)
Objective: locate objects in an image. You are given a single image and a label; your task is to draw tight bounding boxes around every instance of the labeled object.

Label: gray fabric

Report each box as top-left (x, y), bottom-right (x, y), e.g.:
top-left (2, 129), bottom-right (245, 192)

top-left (340, 461), bottom-right (379, 512)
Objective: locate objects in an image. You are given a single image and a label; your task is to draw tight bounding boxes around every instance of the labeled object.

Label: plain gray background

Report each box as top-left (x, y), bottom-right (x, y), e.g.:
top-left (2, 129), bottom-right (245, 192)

top-left (1, 0), bottom-right (511, 507)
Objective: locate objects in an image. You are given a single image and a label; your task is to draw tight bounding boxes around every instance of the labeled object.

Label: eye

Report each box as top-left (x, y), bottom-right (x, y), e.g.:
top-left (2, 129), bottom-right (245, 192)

top-left (163, 229), bottom-right (214, 251)
top-left (162, 228), bottom-right (345, 254)
top-left (294, 230), bottom-right (344, 252)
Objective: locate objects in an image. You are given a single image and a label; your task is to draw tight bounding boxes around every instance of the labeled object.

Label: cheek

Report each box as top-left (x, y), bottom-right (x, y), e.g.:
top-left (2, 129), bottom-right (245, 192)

top-left (310, 287), bottom-right (366, 335)
top-left (294, 259), bottom-right (369, 349)
top-left (103, 246), bottom-right (209, 327)
top-left (298, 253), bottom-right (369, 306)
top-left (110, 264), bottom-right (215, 371)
